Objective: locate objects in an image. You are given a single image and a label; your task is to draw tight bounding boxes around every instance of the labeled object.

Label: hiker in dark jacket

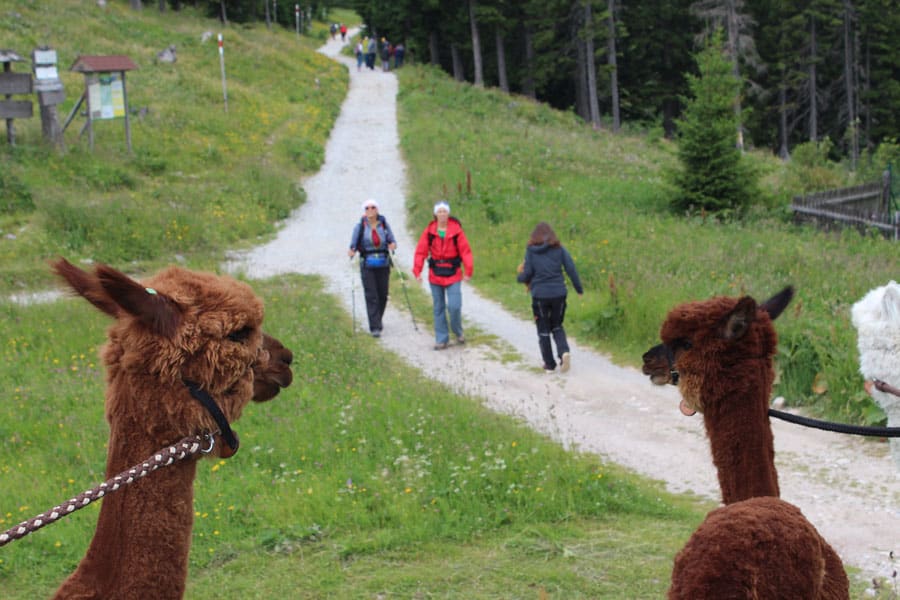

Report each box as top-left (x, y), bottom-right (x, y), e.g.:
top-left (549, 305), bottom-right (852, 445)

top-left (517, 222), bottom-right (583, 373)
top-left (348, 199), bottom-right (397, 337)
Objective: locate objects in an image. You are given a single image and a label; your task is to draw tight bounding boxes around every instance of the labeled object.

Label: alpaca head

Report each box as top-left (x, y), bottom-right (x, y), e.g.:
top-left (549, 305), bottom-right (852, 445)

top-left (852, 281), bottom-right (900, 417)
top-left (53, 258), bottom-right (293, 459)
top-left (642, 287), bottom-right (793, 415)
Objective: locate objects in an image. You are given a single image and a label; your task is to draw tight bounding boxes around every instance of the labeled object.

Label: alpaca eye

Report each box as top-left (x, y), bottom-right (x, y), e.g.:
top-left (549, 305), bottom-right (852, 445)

top-left (226, 327), bottom-right (252, 343)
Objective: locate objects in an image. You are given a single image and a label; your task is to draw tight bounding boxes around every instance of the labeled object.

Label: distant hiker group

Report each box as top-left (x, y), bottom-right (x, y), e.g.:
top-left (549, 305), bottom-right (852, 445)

top-left (356, 36), bottom-right (405, 72)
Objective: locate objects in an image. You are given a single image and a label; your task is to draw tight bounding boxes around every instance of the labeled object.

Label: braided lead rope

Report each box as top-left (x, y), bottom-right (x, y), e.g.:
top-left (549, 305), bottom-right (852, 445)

top-left (0, 435), bottom-right (209, 548)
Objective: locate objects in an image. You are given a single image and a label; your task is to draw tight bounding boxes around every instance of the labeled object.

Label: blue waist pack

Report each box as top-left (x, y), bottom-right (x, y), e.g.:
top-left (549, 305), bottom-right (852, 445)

top-left (365, 253), bottom-right (389, 268)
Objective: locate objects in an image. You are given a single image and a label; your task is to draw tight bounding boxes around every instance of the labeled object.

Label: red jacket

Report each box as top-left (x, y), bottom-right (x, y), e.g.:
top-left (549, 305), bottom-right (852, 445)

top-left (413, 217), bottom-right (474, 286)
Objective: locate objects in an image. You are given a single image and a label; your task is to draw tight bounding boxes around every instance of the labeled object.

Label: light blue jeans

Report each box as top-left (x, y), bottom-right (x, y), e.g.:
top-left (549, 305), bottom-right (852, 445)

top-left (430, 281), bottom-right (463, 344)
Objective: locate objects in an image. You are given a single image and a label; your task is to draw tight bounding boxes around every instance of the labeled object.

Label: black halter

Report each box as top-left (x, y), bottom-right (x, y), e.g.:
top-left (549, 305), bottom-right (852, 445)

top-left (184, 380), bottom-right (239, 453)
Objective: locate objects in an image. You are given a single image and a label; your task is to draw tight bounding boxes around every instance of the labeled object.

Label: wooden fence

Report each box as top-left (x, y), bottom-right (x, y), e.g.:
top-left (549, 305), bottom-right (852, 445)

top-left (791, 172), bottom-right (898, 240)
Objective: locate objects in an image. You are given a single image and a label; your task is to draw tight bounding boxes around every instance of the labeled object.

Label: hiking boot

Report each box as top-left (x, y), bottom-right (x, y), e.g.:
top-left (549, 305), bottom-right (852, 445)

top-left (559, 352), bottom-right (571, 373)
top-left (434, 342), bottom-right (449, 350)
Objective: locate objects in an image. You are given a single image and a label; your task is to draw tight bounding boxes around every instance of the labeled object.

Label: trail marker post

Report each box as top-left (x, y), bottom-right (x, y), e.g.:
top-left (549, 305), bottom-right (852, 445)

top-left (295, 4), bottom-right (300, 36)
top-left (218, 33), bottom-right (228, 113)
top-left (33, 47), bottom-right (65, 147)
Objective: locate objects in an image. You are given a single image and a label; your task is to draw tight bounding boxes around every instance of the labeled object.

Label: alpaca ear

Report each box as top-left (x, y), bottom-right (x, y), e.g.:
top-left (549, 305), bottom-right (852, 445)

top-left (881, 284), bottom-right (900, 322)
top-left (52, 258), bottom-right (122, 318)
top-left (720, 297), bottom-right (757, 340)
top-left (759, 286), bottom-right (794, 321)
top-left (95, 264), bottom-right (183, 339)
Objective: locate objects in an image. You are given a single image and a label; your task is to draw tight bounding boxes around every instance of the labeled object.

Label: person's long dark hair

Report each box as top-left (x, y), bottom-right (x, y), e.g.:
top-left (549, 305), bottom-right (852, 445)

top-left (527, 222), bottom-right (560, 247)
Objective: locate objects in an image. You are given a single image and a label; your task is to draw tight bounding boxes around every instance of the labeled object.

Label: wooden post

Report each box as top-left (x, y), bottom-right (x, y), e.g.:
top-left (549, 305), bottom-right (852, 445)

top-left (85, 75), bottom-right (94, 151)
top-left (122, 71), bottom-right (132, 152)
top-left (4, 62), bottom-right (14, 145)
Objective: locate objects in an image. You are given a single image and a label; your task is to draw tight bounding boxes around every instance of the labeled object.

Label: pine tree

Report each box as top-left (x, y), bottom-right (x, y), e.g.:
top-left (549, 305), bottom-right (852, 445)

top-left (671, 32), bottom-right (758, 215)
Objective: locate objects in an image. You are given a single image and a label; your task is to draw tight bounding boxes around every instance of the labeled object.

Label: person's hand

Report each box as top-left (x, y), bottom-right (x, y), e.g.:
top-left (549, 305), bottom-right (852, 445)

top-left (463, 274), bottom-right (472, 282)
top-left (347, 248), bottom-right (356, 258)
top-left (388, 242), bottom-right (397, 251)
top-left (516, 262), bottom-right (524, 274)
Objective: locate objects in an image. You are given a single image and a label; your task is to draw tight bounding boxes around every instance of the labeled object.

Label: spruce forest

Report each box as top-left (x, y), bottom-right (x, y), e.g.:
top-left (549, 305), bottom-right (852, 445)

top-left (192, 0), bottom-right (899, 165)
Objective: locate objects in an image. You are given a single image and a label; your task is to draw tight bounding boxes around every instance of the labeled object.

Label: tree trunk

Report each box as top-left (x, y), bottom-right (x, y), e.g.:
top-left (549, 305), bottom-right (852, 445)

top-left (265, 0), bottom-right (271, 30)
top-left (575, 26), bottom-right (588, 121)
top-left (522, 25), bottom-right (536, 99)
top-left (808, 15), bottom-right (818, 142)
top-left (725, 0), bottom-right (744, 150)
top-left (607, 0), bottom-right (620, 132)
top-left (495, 29), bottom-right (509, 93)
top-left (219, 0), bottom-right (227, 23)
top-left (583, 2), bottom-right (601, 129)
top-left (429, 30), bottom-right (440, 66)
top-left (778, 81), bottom-right (789, 159)
top-left (469, 0), bottom-right (484, 87)
top-left (130, 0), bottom-right (142, 9)
top-left (451, 43), bottom-right (465, 81)
top-left (843, 0), bottom-right (858, 169)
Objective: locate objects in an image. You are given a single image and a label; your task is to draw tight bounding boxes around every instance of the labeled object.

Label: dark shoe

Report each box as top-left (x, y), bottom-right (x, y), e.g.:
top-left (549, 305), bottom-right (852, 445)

top-left (456, 335), bottom-right (466, 345)
top-left (434, 342), bottom-right (449, 350)
top-left (542, 364), bottom-right (556, 373)
top-left (559, 352), bottom-right (571, 373)
top-left (371, 329), bottom-right (381, 338)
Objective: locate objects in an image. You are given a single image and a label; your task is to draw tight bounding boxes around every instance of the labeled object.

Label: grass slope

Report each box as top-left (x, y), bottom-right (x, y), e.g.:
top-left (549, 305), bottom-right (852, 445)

top-left (397, 64), bottom-right (900, 426)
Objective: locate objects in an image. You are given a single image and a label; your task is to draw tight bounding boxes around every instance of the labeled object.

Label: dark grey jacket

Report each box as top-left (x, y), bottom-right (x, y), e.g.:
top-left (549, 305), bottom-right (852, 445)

top-left (517, 243), bottom-right (583, 299)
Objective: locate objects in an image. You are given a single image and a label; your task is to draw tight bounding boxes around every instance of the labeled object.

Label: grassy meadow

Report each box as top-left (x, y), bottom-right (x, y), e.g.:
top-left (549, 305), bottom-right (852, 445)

top-left (397, 66), bottom-right (900, 427)
top-left (2, 276), bottom-right (703, 598)
top-left (0, 2), bottom-right (895, 598)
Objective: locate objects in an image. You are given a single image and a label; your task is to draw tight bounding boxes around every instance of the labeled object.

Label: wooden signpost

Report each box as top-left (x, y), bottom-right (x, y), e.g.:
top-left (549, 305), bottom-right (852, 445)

top-left (0, 50), bottom-right (33, 145)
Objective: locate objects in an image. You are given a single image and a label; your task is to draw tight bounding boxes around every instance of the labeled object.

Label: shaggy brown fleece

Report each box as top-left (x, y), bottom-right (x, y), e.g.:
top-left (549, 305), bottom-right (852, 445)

top-left (643, 287), bottom-right (849, 599)
top-left (50, 259), bottom-right (293, 600)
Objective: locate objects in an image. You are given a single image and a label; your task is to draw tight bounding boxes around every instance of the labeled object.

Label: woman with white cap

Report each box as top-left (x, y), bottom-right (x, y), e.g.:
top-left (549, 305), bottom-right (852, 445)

top-left (348, 199), bottom-right (397, 337)
top-left (412, 201), bottom-right (474, 350)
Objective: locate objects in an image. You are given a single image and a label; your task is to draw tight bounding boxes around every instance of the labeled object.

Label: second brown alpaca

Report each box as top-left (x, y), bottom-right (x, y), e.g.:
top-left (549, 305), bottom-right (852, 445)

top-left (643, 287), bottom-right (849, 599)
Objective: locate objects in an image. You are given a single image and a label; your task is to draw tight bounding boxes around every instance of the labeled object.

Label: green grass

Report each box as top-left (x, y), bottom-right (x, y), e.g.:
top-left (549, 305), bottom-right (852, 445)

top-left (397, 64), bottom-right (900, 426)
top-left (0, 276), bottom-right (704, 598)
top-left (0, 3), bottom-right (346, 288)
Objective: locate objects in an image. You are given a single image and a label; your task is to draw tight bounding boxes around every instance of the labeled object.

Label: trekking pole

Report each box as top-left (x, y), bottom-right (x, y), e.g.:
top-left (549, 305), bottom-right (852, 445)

top-left (391, 252), bottom-right (418, 331)
top-left (349, 256), bottom-right (357, 335)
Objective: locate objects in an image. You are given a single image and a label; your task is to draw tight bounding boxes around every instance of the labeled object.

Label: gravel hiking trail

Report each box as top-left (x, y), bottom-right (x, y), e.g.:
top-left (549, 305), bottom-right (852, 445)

top-left (226, 33), bottom-right (899, 586)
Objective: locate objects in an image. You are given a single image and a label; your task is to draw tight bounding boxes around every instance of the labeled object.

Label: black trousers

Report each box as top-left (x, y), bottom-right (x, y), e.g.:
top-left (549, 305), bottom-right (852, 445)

top-left (531, 295), bottom-right (569, 368)
top-left (361, 265), bottom-right (390, 332)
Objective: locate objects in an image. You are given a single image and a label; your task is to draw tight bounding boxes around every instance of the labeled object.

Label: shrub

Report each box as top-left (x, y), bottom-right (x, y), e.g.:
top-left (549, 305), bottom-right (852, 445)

top-left (669, 33), bottom-right (758, 216)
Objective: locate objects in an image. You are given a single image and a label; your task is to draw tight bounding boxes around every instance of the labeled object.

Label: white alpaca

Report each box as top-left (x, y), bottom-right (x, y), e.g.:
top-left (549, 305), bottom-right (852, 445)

top-left (851, 280), bottom-right (900, 471)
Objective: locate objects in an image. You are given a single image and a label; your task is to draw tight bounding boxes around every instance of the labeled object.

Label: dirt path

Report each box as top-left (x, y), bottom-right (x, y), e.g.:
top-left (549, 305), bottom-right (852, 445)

top-left (227, 33), bottom-right (899, 585)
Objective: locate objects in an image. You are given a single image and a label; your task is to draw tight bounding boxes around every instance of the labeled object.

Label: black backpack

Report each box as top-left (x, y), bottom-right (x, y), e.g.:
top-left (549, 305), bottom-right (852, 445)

top-left (427, 217), bottom-right (462, 274)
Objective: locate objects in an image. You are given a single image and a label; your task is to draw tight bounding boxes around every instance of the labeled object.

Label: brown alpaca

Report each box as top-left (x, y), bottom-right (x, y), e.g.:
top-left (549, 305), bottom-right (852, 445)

top-left (50, 259), bottom-right (293, 600)
top-left (642, 287), bottom-right (849, 599)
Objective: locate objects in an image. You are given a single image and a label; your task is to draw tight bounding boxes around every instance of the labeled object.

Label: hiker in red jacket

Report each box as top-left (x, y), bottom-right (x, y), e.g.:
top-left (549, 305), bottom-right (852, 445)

top-left (413, 201), bottom-right (474, 350)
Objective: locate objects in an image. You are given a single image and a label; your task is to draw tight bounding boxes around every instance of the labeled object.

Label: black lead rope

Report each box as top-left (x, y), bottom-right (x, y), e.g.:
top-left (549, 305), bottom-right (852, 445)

top-left (184, 380), bottom-right (240, 452)
top-left (768, 408), bottom-right (900, 438)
